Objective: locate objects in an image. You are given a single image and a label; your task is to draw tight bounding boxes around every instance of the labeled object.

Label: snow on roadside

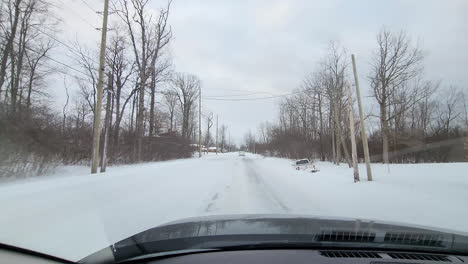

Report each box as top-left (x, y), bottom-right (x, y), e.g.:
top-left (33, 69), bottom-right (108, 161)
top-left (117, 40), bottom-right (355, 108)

top-left (1, 152), bottom-right (468, 261)
top-left (253, 156), bottom-right (468, 233)
top-left (0, 164), bottom-right (89, 186)
top-left (0, 154), bottom-right (234, 261)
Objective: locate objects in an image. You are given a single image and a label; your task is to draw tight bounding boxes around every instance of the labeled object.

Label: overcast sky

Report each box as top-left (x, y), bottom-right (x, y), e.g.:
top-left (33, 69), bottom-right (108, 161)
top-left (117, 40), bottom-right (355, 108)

top-left (57, 0), bottom-right (468, 144)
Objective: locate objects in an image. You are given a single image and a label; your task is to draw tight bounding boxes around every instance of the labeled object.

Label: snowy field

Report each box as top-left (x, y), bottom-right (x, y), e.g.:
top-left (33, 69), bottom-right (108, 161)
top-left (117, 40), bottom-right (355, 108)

top-left (1, 153), bottom-right (468, 261)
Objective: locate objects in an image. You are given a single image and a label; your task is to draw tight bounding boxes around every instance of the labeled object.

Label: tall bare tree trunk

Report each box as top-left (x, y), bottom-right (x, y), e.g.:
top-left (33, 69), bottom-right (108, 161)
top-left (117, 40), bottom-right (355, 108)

top-left (149, 69), bottom-right (156, 137)
top-left (330, 107), bottom-right (336, 163)
top-left (130, 90), bottom-right (136, 132)
top-left (12, 2), bottom-right (32, 114)
top-left (0, 0), bottom-right (21, 91)
top-left (318, 93), bottom-right (325, 161)
top-left (113, 83), bottom-right (122, 147)
top-left (381, 103), bottom-right (390, 164)
top-left (26, 65), bottom-right (36, 111)
top-left (340, 130), bottom-right (352, 168)
top-left (9, 48), bottom-right (17, 114)
top-left (334, 100), bottom-right (341, 164)
top-left (136, 73), bottom-right (146, 161)
top-left (101, 78), bottom-right (112, 172)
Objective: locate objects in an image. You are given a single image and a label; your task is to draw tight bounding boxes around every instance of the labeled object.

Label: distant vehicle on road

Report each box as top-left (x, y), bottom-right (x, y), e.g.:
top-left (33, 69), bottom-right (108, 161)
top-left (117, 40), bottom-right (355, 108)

top-left (208, 147), bottom-right (219, 153)
top-left (239, 151), bottom-right (246, 156)
top-left (293, 159), bottom-right (319, 173)
top-left (294, 159), bottom-right (310, 169)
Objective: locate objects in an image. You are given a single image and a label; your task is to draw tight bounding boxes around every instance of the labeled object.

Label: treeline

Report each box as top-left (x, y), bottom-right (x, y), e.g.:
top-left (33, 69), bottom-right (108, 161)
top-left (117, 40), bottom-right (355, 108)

top-left (249, 30), bottom-right (468, 163)
top-left (0, 0), bottom-right (217, 178)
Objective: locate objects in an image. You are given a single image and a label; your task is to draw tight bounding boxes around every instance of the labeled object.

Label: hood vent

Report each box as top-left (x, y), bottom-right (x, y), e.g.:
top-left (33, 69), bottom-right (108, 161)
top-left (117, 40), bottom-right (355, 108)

top-left (387, 253), bottom-right (451, 262)
top-left (318, 230), bottom-right (376, 242)
top-left (321, 251), bottom-right (452, 262)
top-left (384, 232), bottom-right (444, 247)
top-left (321, 251), bottom-right (382, 258)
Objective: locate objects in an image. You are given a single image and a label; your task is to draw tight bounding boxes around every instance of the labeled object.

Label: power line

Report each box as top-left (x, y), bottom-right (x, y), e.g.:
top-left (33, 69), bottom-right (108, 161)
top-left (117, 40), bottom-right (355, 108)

top-left (202, 91), bottom-right (305, 101)
top-left (78, 0), bottom-right (101, 15)
top-left (31, 25), bottom-right (100, 64)
top-left (205, 87), bottom-right (273, 94)
top-left (0, 34), bottom-right (89, 77)
top-left (40, 53), bottom-right (90, 77)
top-left (51, 0), bottom-right (98, 29)
top-left (67, 10), bottom-right (97, 29)
top-left (39, 62), bottom-right (91, 83)
top-left (203, 91), bottom-right (276, 98)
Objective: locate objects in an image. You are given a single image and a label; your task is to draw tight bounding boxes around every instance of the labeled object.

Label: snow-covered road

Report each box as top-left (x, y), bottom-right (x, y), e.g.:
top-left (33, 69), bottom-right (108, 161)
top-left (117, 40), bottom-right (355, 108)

top-left (204, 157), bottom-right (290, 214)
top-left (1, 153), bottom-right (468, 261)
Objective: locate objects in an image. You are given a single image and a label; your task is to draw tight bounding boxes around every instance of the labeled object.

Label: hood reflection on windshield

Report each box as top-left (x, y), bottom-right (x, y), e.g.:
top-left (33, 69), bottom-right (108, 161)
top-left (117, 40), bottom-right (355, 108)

top-left (86, 215), bottom-right (468, 263)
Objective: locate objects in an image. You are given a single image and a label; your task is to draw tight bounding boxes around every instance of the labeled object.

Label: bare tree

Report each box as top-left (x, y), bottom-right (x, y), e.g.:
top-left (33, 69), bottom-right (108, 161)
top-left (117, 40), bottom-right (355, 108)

top-left (220, 124), bottom-right (227, 152)
top-left (204, 112), bottom-right (214, 147)
top-left (106, 27), bottom-right (136, 148)
top-left (462, 91), bottom-right (468, 129)
top-left (0, 0), bottom-right (56, 115)
top-left (147, 0), bottom-right (172, 137)
top-left (433, 87), bottom-right (462, 137)
top-left (113, 0), bottom-right (172, 160)
top-left (24, 39), bottom-right (54, 111)
top-left (320, 42), bottom-right (349, 165)
top-left (149, 57), bottom-right (171, 136)
top-left (171, 72), bottom-right (200, 139)
top-left (73, 43), bottom-right (99, 115)
top-left (370, 28), bottom-right (424, 163)
top-left (0, 0), bottom-right (21, 92)
top-left (162, 90), bottom-right (178, 131)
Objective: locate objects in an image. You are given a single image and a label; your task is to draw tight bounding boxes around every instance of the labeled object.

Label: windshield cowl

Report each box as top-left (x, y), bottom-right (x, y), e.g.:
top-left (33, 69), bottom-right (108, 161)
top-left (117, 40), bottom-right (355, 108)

top-left (80, 214), bottom-right (468, 263)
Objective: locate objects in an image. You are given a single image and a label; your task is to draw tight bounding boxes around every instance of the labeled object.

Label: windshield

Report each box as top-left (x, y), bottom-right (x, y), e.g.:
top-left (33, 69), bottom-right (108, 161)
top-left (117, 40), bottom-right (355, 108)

top-left (0, 0), bottom-right (467, 262)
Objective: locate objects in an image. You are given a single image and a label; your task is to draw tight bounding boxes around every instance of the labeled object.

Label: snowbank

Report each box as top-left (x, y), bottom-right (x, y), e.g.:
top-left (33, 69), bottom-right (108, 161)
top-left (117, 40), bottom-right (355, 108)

top-left (0, 152), bottom-right (467, 261)
top-left (253, 157), bottom-right (468, 232)
top-left (0, 154), bottom-right (232, 261)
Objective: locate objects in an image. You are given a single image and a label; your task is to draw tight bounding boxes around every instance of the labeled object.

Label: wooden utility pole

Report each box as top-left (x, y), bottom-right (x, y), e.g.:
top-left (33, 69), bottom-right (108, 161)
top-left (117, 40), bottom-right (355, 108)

top-left (215, 114), bottom-right (218, 154)
top-left (198, 86), bottom-right (202, 157)
top-left (351, 54), bottom-right (372, 181)
top-left (91, 0), bottom-right (110, 174)
top-left (347, 84), bottom-right (359, 182)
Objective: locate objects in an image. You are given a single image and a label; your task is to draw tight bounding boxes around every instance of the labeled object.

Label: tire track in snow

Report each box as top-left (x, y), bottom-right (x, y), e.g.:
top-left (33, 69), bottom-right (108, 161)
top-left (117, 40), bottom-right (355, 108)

top-left (201, 155), bottom-right (290, 214)
top-left (205, 193), bottom-right (220, 212)
top-left (243, 158), bottom-right (290, 212)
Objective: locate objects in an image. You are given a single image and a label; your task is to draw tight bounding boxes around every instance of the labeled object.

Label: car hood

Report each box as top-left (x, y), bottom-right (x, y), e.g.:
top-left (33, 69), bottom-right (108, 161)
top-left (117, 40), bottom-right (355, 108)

top-left (80, 214), bottom-right (468, 263)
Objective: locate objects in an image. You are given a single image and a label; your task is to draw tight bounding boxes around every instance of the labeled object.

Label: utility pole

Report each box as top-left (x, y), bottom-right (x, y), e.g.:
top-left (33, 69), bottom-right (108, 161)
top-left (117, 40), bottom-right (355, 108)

top-left (351, 54), bottom-right (372, 181)
top-left (215, 114), bottom-right (218, 154)
top-left (91, 0), bottom-right (110, 174)
top-left (198, 86), bottom-right (202, 157)
top-left (347, 83), bottom-right (359, 182)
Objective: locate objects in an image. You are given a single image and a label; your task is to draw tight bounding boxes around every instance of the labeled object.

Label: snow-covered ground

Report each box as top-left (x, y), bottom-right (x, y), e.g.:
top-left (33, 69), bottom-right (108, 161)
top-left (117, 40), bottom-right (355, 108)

top-left (1, 153), bottom-right (467, 261)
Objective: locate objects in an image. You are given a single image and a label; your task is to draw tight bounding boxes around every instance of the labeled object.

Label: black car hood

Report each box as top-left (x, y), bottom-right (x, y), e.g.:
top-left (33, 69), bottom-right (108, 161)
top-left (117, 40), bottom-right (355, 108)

top-left (80, 214), bottom-right (468, 263)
